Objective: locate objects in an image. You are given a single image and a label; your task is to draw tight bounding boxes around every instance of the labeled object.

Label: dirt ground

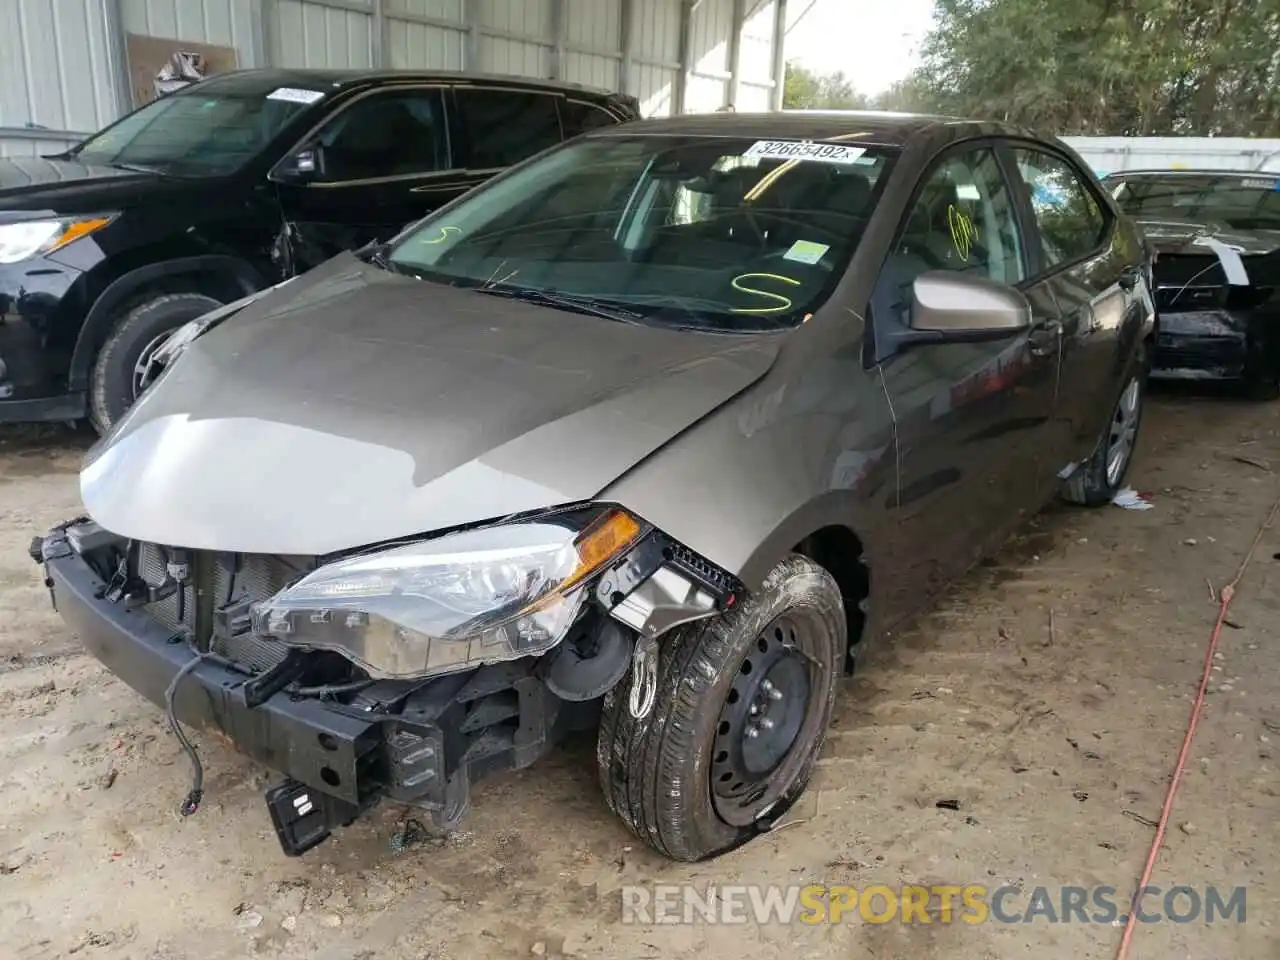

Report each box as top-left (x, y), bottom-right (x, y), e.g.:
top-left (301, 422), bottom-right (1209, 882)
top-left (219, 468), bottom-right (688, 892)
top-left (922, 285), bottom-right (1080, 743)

top-left (1, 390), bottom-right (1277, 960)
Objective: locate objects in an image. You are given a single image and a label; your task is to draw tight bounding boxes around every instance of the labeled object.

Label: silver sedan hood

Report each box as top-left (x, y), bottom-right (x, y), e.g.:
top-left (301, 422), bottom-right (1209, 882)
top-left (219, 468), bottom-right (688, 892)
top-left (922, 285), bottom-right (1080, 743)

top-left (82, 255), bottom-right (780, 554)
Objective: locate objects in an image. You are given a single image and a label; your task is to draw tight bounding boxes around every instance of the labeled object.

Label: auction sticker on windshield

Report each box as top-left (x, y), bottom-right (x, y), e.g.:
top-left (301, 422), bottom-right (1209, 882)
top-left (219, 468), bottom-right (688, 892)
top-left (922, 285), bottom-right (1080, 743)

top-left (267, 87), bottom-right (326, 105)
top-left (744, 140), bottom-right (867, 165)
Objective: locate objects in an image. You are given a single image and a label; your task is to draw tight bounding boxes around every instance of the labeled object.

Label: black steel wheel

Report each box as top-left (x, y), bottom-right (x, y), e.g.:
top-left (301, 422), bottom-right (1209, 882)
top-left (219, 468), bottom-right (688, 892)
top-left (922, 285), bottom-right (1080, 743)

top-left (597, 554), bottom-right (845, 861)
top-left (710, 613), bottom-right (821, 826)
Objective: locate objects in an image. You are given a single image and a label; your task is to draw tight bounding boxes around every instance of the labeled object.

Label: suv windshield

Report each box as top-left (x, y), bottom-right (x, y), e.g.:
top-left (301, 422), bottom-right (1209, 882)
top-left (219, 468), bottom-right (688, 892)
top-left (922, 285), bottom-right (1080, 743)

top-left (73, 76), bottom-right (325, 176)
top-left (387, 134), bottom-right (897, 331)
top-left (1109, 173), bottom-right (1280, 230)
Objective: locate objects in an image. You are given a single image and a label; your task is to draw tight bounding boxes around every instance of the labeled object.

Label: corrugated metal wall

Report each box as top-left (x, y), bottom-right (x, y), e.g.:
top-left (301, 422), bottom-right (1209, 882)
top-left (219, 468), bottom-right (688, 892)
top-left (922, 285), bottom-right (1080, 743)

top-left (0, 0), bottom-right (121, 157)
top-left (1, 0), bottom-right (786, 156)
top-left (389, 0), bottom-right (465, 72)
top-left (274, 0), bottom-right (374, 69)
top-left (121, 0), bottom-right (257, 52)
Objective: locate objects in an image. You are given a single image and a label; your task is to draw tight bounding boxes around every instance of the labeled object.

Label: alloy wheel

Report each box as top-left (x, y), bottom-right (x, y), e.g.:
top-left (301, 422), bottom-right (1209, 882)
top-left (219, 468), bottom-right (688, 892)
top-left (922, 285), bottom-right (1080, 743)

top-left (131, 330), bottom-right (178, 399)
top-left (1105, 376), bottom-right (1141, 487)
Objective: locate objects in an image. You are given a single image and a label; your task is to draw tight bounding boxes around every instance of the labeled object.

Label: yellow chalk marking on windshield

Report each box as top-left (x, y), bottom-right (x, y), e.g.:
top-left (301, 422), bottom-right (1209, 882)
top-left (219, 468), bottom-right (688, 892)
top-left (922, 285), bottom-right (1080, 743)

top-left (743, 132), bottom-right (869, 201)
top-left (947, 205), bottom-right (977, 261)
top-left (731, 272), bottom-right (800, 313)
top-left (423, 225), bottom-right (462, 244)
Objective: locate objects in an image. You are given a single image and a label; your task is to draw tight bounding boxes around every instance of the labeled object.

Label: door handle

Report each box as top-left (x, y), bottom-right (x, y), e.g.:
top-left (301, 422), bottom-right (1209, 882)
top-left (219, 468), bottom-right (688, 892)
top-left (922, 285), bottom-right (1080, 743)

top-left (1028, 319), bottom-right (1062, 357)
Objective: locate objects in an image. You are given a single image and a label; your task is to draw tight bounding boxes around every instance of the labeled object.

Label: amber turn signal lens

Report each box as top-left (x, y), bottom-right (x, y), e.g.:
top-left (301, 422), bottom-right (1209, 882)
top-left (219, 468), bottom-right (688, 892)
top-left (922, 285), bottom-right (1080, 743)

top-left (566, 509), bottom-right (642, 589)
top-left (48, 217), bottom-right (114, 253)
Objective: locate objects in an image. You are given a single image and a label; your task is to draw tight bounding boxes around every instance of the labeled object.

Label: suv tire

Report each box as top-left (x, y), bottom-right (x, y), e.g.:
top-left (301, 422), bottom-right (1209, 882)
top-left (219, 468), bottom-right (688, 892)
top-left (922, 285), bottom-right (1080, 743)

top-left (597, 554), bottom-right (845, 861)
top-left (89, 292), bottom-right (223, 434)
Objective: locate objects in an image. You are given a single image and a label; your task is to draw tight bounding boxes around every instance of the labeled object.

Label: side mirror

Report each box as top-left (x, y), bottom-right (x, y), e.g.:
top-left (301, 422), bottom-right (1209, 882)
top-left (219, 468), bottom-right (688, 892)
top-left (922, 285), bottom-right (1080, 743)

top-left (272, 142), bottom-right (326, 183)
top-left (909, 271), bottom-right (1032, 340)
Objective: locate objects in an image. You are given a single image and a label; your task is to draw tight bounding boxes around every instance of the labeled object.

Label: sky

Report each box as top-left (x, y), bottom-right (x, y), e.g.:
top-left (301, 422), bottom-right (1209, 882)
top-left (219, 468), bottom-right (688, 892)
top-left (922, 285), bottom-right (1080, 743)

top-left (783, 0), bottom-right (938, 96)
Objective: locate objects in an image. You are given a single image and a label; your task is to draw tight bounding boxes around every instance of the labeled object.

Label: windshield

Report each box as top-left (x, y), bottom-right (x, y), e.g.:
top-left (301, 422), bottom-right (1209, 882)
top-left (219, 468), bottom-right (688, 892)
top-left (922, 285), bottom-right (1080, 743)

top-left (387, 134), bottom-right (897, 331)
top-left (73, 76), bottom-right (325, 176)
top-left (1109, 174), bottom-right (1280, 230)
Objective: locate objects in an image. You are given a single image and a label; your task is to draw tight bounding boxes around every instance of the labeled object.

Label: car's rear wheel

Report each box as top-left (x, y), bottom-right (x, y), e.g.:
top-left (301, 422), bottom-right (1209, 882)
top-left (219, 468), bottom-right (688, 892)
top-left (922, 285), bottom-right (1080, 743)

top-left (89, 292), bottom-right (223, 434)
top-left (596, 554), bottom-right (845, 861)
top-left (1062, 348), bottom-right (1147, 506)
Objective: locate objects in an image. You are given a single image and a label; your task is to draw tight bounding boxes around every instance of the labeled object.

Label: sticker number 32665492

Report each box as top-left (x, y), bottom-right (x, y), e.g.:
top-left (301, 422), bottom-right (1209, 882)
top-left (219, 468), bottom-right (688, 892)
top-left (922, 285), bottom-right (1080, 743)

top-left (743, 140), bottom-right (868, 165)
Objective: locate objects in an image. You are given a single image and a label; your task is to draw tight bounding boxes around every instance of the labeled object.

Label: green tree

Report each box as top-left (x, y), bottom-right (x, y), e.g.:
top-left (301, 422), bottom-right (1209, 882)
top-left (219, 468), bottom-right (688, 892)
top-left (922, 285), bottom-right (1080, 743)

top-left (908, 0), bottom-right (1280, 136)
top-left (872, 76), bottom-right (932, 114)
top-left (783, 62), bottom-right (871, 110)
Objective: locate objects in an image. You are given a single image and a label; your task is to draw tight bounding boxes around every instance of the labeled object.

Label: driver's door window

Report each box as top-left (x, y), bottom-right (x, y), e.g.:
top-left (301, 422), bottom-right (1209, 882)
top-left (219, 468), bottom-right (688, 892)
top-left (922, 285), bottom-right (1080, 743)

top-left (875, 147), bottom-right (1025, 328)
top-left (896, 148), bottom-right (1025, 288)
top-left (312, 89), bottom-right (449, 183)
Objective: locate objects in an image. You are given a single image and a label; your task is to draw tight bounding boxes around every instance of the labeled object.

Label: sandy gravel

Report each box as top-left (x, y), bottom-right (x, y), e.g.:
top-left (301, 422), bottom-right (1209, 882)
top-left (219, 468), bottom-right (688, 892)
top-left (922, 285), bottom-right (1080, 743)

top-left (1, 390), bottom-right (1277, 960)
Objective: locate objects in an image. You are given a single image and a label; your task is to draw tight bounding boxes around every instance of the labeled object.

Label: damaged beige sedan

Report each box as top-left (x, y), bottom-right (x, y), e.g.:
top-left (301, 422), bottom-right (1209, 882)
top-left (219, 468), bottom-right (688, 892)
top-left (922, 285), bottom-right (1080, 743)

top-left (33, 111), bottom-right (1153, 860)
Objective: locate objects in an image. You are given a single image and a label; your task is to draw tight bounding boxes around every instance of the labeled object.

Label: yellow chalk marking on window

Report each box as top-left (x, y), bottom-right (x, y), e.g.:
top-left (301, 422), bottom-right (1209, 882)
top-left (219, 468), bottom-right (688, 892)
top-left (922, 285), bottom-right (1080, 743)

top-left (423, 225), bottom-right (462, 244)
top-left (730, 272), bottom-right (800, 313)
top-left (947, 205), bottom-right (978, 261)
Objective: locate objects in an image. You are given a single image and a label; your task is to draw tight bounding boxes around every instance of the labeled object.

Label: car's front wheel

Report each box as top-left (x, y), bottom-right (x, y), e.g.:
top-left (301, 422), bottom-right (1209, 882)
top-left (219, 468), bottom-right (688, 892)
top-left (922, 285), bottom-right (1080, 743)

top-left (1062, 348), bottom-right (1147, 506)
top-left (597, 554), bottom-right (845, 861)
top-left (89, 292), bottom-right (224, 433)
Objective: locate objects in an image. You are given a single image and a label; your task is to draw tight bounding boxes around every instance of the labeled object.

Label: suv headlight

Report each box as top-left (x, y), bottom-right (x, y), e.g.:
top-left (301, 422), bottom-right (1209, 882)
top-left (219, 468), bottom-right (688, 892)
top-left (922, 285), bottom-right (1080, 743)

top-left (0, 215), bottom-right (116, 264)
top-left (253, 509), bottom-right (642, 680)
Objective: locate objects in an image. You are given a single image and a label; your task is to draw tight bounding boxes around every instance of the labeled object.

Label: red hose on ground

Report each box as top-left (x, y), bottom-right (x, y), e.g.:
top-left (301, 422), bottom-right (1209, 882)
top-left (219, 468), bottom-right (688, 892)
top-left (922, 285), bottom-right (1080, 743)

top-left (1114, 493), bottom-right (1280, 960)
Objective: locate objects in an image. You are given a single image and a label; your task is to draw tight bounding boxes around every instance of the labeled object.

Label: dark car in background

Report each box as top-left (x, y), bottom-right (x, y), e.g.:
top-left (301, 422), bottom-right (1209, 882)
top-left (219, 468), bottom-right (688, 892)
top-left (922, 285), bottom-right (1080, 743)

top-left (0, 68), bottom-right (639, 431)
top-left (1103, 169), bottom-right (1280, 398)
top-left (36, 112), bottom-right (1154, 862)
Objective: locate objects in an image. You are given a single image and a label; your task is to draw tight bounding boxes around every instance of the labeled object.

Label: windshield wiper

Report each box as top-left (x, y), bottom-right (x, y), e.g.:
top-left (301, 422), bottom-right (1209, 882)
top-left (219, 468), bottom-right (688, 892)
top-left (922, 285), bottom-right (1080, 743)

top-left (473, 286), bottom-right (646, 325)
top-left (103, 160), bottom-right (169, 176)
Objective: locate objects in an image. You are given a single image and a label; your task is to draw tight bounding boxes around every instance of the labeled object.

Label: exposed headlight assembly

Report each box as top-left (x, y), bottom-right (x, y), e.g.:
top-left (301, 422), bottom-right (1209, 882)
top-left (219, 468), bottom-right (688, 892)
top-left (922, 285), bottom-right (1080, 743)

top-left (253, 509), bottom-right (643, 680)
top-left (0, 215), bottom-right (116, 264)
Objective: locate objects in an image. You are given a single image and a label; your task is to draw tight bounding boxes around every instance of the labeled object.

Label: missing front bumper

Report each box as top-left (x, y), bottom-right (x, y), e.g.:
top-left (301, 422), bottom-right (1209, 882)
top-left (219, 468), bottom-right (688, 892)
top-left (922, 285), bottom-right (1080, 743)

top-left (42, 540), bottom-right (572, 854)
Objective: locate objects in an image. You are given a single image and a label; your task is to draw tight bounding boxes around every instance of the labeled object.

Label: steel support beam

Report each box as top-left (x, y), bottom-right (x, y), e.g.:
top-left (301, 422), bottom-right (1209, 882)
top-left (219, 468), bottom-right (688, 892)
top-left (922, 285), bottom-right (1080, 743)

top-left (259, 0), bottom-right (280, 67)
top-left (372, 0), bottom-right (389, 67)
top-left (101, 0), bottom-right (133, 118)
top-left (727, 0), bottom-right (747, 110)
top-left (300, 0), bottom-right (371, 13)
top-left (618, 0), bottom-right (634, 94)
top-left (549, 0), bottom-right (566, 80)
top-left (462, 0), bottom-right (482, 71)
top-left (0, 127), bottom-right (87, 143)
top-left (674, 0), bottom-right (697, 115)
top-left (769, 0), bottom-right (789, 110)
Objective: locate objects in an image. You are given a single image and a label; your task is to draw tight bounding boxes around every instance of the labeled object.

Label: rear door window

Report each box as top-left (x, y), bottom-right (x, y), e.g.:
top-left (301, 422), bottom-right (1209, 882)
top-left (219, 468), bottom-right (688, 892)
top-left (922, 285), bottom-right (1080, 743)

top-left (1012, 149), bottom-right (1109, 268)
top-left (455, 88), bottom-right (563, 169)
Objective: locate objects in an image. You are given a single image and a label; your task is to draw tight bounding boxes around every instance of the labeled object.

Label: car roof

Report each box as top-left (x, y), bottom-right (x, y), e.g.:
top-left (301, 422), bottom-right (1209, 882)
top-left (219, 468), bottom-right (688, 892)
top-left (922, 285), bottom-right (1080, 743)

top-left (194, 67), bottom-right (624, 100)
top-left (584, 109), bottom-right (1048, 148)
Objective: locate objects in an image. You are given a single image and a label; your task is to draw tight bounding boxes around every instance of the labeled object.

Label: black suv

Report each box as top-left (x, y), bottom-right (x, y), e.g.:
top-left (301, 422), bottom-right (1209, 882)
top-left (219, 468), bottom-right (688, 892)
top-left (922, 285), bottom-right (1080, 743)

top-left (0, 68), bottom-right (639, 431)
